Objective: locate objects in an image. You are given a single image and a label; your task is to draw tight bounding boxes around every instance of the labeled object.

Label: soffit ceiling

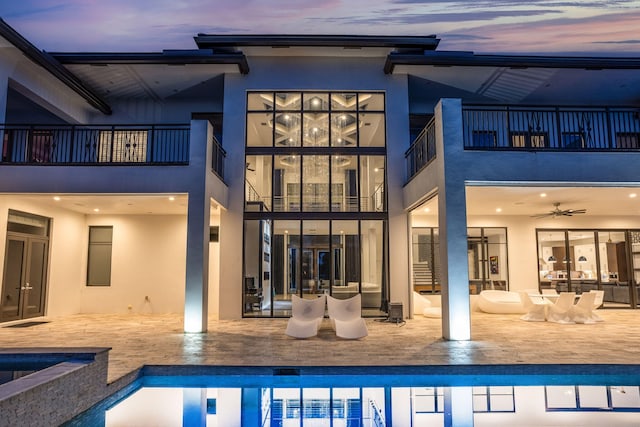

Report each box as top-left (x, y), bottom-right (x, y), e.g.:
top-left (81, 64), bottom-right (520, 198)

top-left (10, 194), bottom-right (193, 216)
top-left (63, 63), bottom-right (235, 101)
top-left (414, 186), bottom-right (640, 218)
top-left (399, 65), bottom-right (640, 105)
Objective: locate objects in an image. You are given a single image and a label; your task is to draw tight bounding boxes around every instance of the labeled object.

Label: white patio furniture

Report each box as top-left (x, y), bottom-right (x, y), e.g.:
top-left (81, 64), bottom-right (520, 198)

top-left (327, 294), bottom-right (368, 339)
top-left (477, 290), bottom-right (526, 314)
top-left (547, 292), bottom-right (576, 324)
top-left (285, 294), bottom-right (326, 339)
top-left (589, 290), bottom-right (605, 322)
top-left (413, 292), bottom-right (442, 318)
top-left (569, 292), bottom-right (597, 324)
top-left (519, 291), bottom-right (548, 322)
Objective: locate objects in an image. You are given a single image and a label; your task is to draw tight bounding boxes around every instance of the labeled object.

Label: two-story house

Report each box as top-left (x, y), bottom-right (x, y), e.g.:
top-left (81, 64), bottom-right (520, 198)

top-left (1, 19), bottom-right (639, 340)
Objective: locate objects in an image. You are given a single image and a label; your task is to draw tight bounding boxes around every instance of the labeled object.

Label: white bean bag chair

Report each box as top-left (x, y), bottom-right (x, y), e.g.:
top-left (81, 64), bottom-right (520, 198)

top-left (477, 290), bottom-right (526, 314)
top-left (413, 292), bottom-right (442, 318)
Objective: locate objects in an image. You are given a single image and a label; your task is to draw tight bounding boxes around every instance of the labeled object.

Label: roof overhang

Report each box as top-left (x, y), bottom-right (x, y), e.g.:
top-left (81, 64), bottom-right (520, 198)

top-left (52, 49), bottom-right (249, 74)
top-left (385, 51), bottom-right (640, 74)
top-left (195, 34), bottom-right (440, 51)
top-left (0, 18), bottom-right (112, 115)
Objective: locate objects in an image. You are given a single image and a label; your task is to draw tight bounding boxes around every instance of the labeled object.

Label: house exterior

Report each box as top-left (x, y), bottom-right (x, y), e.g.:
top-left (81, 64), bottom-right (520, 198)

top-left (1, 19), bottom-right (639, 340)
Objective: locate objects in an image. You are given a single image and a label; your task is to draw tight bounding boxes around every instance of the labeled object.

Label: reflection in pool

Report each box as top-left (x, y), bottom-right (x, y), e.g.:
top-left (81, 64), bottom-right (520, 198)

top-left (67, 367), bottom-right (640, 426)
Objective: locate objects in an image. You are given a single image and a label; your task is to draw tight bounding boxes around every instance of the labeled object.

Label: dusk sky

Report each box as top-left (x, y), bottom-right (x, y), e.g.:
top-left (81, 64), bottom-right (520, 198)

top-left (1, 1), bottom-right (640, 54)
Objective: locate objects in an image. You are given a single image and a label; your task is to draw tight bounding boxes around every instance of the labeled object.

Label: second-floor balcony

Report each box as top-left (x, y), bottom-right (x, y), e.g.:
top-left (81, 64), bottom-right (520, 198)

top-left (1, 124), bottom-right (190, 165)
top-left (463, 105), bottom-right (640, 151)
top-left (405, 105), bottom-right (640, 182)
top-left (0, 124), bottom-right (226, 180)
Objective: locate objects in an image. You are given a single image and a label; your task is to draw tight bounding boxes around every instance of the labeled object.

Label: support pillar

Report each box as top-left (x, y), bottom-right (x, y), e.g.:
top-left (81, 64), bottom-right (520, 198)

top-left (435, 99), bottom-right (471, 340)
top-left (184, 120), bottom-right (212, 332)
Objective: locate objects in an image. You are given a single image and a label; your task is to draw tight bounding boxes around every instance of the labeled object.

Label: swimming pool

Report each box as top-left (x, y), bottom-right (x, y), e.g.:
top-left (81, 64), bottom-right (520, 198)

top-left (65, 365), bottom-right (640, 426)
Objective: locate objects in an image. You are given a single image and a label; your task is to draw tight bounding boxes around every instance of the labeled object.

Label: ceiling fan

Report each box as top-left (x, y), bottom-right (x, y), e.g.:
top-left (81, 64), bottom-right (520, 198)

top-left (531, 202), bottom-right (587, 218)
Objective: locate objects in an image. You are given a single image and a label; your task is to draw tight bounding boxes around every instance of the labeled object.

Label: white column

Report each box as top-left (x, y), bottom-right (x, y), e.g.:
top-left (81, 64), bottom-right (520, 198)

top-left (435, 99), bottom-right (471, 341)
top-left (184, 120), bottom-right (212, 332)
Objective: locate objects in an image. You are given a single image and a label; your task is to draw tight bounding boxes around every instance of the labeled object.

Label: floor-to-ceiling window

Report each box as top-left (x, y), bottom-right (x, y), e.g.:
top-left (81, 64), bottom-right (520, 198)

top-left (244, 92), bottom-right (388, 317)
top-left (411, 227), bottom-right (509, 295)
top-left (536, 229), bottom-right (640, 308)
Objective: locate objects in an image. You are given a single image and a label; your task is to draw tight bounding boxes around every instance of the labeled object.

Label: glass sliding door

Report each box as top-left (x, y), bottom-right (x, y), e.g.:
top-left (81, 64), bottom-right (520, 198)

top-left (486, 228), bottom-right (509, 291)
top-left (302, 220), bottom-right (330, 298)
top-left (538, 228), bottom-right (640, 309)
top-left (272, 220), bottom-right (300, 316)
top-left (361, 220), bottom-right (385, 314)
top-left (537, 230), bottom-right (569, 293)
top-left (598, 230), bottom-right (631, 308)
top-left (568, 231), bottom-right (597, 294)
top-left (332, 220), bottom-right (359, 301)
top-left (243, 219), bottom-right (272, 317)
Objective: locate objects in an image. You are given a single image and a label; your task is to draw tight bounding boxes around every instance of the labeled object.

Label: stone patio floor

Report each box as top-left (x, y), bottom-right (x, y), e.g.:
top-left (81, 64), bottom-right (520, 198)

top-left (1, 310), bottom-right (639, 384)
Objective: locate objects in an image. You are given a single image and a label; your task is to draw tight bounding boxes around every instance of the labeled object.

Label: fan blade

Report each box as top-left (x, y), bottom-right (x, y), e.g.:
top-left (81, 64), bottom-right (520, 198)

top-left (531, 213), bottom-right (553, 218)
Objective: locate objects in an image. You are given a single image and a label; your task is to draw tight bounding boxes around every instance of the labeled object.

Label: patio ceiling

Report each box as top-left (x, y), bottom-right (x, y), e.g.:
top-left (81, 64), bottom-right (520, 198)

top-left (7, 194), bottom-right (196, 216)
top-left (414, 186), bottom-right (640, 217)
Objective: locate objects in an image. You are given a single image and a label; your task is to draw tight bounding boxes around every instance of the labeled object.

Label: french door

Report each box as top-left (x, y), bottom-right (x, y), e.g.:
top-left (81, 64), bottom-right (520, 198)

top-left (1, 234), bottom-right (49, 322)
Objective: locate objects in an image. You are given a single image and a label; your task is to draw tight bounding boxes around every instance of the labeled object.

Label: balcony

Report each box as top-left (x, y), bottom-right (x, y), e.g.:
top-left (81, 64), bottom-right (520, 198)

top-left (0, 124), bottom-right (190, 165)
top-left (405, 117), bottom-right (436, 182)
top-left (463, 105), bottom-right (640, 151)
top-left (405, 105), bottom-right (640, 182)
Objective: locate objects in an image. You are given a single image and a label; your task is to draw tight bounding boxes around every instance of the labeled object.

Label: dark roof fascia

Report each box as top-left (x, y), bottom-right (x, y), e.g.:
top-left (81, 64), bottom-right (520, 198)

top-left (52, 50), bottom-right (250, 74)
top-left (385, 51), bottom-right (640, 74)
top-left (194, 34), bottom-right (440, 51)
top-left (0, 18), bottom-right (112, 115)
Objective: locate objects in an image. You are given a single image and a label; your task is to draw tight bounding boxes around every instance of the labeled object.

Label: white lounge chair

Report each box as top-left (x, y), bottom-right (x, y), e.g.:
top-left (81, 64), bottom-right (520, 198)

top-left (413, 292), bottom-right (441, 318)
top-left (285, 294), bottom-right (326, 339)
top-left (589, 290), bottom-right (605, 322)
top-left (547, 292), bottom-right (576, 324)
top-left (519, 291), bottom-right (548, 322)
top-left (327, 294), bottom-right (368, 339)
top-left (477, 290), bottom-right (526, 314)
top-left (569, 292), bottom-right (597, 324)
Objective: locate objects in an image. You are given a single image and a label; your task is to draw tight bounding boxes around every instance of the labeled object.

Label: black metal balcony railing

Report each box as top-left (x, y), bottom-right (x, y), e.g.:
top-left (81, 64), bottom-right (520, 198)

top-left (405, 117), bottom-right (436, 181)
top-left (210, 134), bottom-right (226, 180)
top-left (463, 106), bottom-right (640, 151)
top-left (0, 124), bottom-right (190, 165)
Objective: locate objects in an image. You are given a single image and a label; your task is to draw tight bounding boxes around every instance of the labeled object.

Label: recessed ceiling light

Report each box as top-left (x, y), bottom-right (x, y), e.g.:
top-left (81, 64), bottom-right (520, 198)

top-left (168, 196), bottom-right (175, 201)
top-left (53, 196), bottom-right (61, 201)
top-left (284, 230), bottom-right (288, 234)
top-left (540, 193), bottom-right (547, 198)
top-left (424, 207), bottom-right (430, 213)
top-left (630, 193), bottom-right (637, 198)
top-left (496, 208), bottom-right (502, 213)
top-left (93, 208), bottom-right (100, 212)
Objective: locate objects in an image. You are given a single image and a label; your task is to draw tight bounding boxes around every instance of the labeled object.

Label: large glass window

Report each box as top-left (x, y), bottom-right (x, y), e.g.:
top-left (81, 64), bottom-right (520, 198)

top-left (245, 219), bottom-right (386, 317)
top-left (537, 229), bottom-right (640, 308)
top-left (244, 91), bottom-right (387, 317)
top-left (411, 227), bottom-right (508, 295)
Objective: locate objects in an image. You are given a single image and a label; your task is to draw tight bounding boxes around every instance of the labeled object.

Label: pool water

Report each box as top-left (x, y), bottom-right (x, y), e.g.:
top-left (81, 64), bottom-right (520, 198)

top-left (65, 365), bottom-right (640, 426)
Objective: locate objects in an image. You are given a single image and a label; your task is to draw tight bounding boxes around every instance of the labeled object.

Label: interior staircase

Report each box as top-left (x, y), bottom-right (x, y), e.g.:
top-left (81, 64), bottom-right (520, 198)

top-left (413, 262), bottom-right (439, 293)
